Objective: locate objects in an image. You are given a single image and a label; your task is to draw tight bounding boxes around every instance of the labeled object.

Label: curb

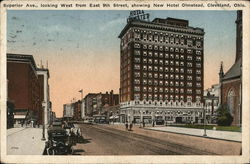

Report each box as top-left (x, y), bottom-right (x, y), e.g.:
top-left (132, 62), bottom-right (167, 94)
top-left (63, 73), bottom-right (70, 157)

top-left (144, 128), bottom-right (242, 143)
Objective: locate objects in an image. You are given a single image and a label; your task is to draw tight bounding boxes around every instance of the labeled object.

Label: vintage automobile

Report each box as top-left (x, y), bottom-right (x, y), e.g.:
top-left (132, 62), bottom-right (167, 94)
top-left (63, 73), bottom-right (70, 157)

top-left (45, 122), bottom-right (72, 155)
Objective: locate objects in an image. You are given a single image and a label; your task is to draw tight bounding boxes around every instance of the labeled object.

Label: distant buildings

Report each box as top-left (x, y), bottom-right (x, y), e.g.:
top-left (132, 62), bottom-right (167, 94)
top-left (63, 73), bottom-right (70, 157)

top-left (7, 53), bottom-right (52, 127)
top-left (203, 84), bottom-right (219, 124)
top-left (119, 13), bottom-right (205, 124)
top-left (63, 90), bottom-right (119, 120)
top-left (219, 11), bottom-right (242, 126)
top-left (83, 90), bottom-right (119, 117)
top-left (63, 103), bottom-right (74, 118)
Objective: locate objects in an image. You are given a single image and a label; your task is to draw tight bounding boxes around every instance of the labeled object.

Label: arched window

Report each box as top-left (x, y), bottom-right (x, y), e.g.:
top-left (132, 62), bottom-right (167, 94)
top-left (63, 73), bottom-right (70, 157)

top-left (227, 88), bottom-right (235, 115)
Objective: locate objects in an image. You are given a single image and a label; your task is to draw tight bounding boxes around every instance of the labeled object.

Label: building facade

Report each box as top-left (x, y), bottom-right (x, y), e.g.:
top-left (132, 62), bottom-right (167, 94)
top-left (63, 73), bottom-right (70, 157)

top-left (37, 67), bottom-right (51, 125)
top-left (83, 91), bottom-right (119, 117)
top-left (63, 103), bottom-right (74, 118)
top-left (219, 11), bottom-right (242, 126)
top-left (7, 54), bottom-right (43, 126)
top-left (119, 15), bottom-right (205, 124)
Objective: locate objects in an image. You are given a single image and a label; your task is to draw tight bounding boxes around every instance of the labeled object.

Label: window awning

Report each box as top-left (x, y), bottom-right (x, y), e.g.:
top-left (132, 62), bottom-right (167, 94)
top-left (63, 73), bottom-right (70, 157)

top-left (14, 115), bottom-right (26, 119)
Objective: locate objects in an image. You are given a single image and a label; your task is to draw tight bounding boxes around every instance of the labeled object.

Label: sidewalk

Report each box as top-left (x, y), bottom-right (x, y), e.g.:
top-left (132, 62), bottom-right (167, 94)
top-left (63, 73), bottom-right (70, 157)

top-left (99, 124), bottom-right (241, 155)
top-left (146, 126), bottom-right (241, 142)
top-left (7, 127), bottom-right (46, 155)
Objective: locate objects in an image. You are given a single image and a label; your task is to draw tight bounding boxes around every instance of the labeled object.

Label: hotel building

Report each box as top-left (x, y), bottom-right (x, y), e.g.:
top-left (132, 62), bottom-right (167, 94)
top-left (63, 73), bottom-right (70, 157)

top-left (119, 16), bottom-right (205, 124)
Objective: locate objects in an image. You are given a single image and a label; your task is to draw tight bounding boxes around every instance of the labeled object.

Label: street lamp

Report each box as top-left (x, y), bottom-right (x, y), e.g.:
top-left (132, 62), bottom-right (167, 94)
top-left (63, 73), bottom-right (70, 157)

top-left (41, 101), bottom-right (46, 141)
top-left (203, 103), bottom-right (207, 137)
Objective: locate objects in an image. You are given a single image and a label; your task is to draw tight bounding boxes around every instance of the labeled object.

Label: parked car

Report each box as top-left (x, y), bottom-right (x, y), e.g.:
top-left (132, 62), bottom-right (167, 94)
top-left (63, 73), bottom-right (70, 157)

top-left (45, 123), bottom-right (72, 155)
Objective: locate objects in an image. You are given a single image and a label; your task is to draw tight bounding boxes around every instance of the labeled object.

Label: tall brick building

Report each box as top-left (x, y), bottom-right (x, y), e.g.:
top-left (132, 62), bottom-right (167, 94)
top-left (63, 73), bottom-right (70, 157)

top-left (219, 11), bottom-right (242, 126)
top-left (7, 53), bottom-right (50, 126)
top-left (119, 12), bottom-right (205, 124)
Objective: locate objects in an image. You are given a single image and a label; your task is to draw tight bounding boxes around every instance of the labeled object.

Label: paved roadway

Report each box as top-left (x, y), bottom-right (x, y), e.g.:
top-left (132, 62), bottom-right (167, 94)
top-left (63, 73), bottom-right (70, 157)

top-left (72, 124), bottom-right (215, 155)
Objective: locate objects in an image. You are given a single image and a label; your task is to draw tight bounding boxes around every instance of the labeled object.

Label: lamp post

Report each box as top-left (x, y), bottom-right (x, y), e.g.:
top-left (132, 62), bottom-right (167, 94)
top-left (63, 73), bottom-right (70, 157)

top-left (203, 103), bottom-right (207, 137)
top-left (41, 101), bottom-right (46, 141)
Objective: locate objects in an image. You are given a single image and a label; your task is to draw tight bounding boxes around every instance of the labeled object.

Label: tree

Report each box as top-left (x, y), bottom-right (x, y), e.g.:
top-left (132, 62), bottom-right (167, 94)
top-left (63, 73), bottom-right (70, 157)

top-left (217, 104), bottom-right (233, 126)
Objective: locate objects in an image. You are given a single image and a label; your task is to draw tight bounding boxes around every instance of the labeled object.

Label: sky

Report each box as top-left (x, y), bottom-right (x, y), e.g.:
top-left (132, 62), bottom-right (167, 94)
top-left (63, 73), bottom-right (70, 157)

top-left (7, 10), bottom-right (237, 117)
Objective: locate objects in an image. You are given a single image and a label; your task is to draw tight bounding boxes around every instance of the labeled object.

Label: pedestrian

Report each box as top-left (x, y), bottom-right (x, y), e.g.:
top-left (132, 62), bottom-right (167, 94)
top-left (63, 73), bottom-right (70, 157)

top-left (129, 123), bottom-right (133, 131)
top-left (143, 121), bottom-right (145, 127)
top-left (125, 122), bottom-right (128, 130)
top-left (153, 121), bottom-right (155, 127)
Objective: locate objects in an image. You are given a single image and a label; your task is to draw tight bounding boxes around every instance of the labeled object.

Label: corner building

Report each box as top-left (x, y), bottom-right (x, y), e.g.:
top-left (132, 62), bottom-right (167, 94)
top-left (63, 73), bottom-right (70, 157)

top-left (119, 17), bottom-right (205, 124)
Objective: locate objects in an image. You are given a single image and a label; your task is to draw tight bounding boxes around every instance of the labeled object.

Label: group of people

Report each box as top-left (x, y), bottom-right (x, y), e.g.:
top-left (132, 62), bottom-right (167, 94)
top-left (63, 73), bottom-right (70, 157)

top-left (125, 121), bottom-right (133, 131)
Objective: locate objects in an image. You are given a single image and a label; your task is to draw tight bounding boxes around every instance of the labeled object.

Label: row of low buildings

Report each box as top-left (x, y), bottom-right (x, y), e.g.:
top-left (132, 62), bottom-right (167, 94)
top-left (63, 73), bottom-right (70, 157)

top-left (63, 10), bottom-right (242, 126)
top-left (7, 53), bottom-right (55, 128)
top-left (63, 90), bottom-right (119, 121)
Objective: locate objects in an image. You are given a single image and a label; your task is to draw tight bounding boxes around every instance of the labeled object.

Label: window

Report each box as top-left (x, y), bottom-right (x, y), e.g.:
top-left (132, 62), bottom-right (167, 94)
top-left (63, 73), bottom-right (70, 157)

top-left (187, 82), bottom-right (192, 87)
top-left (148, 59), bottom-right (152, 64)
top-left (154, 66), bottom-right (158, 71)
top-left (165, 88), bottom-right (169, 93)
top-left (187, 49), bottom-right (193, 54)
top-left (187, 76), bottom-right (192, 80)
top-left (159, 80), bottom-right (163, 86)
top-left (143, 65), bottom-right (147, 71)
top-left (165, 60), bottom-right (169, 65)
top-left (134, 72), bottom-right (140, 77)
top-left (196, 89), bottom-right (201, 94)
top-left (143, 44), bottom-right (147, 49)
top-left (148, 51), bottom-right (153, 57)
top-left (134, 50), bottom-right (140, 56)
top-left (187, 69), bottom-right (192, 74)
top-left (134, 43), bottom-right (140, 48)
top-left (134, 86), bottom-right (140, 91)
top-left (196, 63), bottom-right (201, 68)
top-left (143, 87), bottom-right (147, 92)
top-left (154, 45), bottom-right (158, 50)
top-left (134, 64), bottom-right (140, 70)
top-left (159, 60), bottom-right (163, 65)
top-left (143, 79), bottom-right (147, 84)
top-left (196, 56), bottom-right (201, 61)
top-left (196, 70), bottom-right (201, 74)
top-left (148, 72), bottom-right (152, 78)
top-left (154, 59), bottom-right (158, 64)
top-left (196, 50), bottom-right (201, 55)
top-left (154, 52), bottom-right (158, 57)
top-left (143, 51), bottom-right (147, 56)
top-left (154, 73), bottom-right (158, 78)
top-left (134, 58), bottom-right (140, 63)
top-left (134, 94), bottom-right (140, 100)
top-left (159, 73), bottom-right (163, 79)
top-left (187, 89), bottom-right (192, 94)
top-left (148, 87), bottom-right (152, 92)
top-left (159, 53), bottom-right (163, 58)
top-left (134, 79), bottom-right (140, 84)
top-left (165, 53), bottom-right (169, 58)
top-left (165, 81), bottom-right (169, 86)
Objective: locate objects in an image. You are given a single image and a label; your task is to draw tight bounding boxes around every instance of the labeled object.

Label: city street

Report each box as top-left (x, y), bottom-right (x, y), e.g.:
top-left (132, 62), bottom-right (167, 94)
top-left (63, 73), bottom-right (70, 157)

top-left (72, 124), bottom-right (217, 155)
